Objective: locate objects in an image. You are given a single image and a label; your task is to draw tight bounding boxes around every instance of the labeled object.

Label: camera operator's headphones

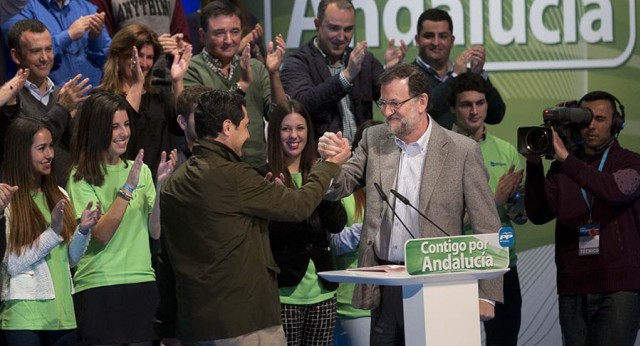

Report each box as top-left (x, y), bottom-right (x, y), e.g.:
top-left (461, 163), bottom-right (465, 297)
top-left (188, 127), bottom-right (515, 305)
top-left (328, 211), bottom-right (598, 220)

top-left (578, 91), bottom-right (626, 136)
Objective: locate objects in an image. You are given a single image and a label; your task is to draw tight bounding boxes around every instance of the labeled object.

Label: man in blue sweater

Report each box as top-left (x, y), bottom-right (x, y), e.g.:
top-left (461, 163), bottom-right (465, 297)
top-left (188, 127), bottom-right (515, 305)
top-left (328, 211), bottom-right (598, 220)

top-left (2, 0), bottom-right (110, 88)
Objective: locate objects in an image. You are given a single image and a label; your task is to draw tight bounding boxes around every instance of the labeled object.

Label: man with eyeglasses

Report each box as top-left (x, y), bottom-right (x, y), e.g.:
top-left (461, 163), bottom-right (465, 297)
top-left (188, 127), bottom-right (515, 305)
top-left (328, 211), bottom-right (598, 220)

top-left (281, 0), bottom-right (406, 144)
top-left (319, 64), bottom-right (503, 345)
top-left (413, 8), bottom-right (505, 129)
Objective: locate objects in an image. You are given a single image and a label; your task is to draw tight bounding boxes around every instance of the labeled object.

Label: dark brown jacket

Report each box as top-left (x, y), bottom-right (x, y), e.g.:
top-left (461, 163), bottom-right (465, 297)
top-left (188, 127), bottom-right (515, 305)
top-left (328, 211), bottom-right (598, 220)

top-left (160, 140), bottom-right (339, 341)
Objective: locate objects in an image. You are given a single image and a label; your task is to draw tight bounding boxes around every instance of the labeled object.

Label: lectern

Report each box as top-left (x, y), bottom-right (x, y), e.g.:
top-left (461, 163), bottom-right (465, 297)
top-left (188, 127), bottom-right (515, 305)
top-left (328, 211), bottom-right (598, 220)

top-left (319, 267), bottom-right (507, 345)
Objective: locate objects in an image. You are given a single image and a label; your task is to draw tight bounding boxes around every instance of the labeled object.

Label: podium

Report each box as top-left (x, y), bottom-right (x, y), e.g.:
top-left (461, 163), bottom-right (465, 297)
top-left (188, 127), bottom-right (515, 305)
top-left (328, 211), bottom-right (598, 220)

top-left (319, 268), bottom-right (508, 345)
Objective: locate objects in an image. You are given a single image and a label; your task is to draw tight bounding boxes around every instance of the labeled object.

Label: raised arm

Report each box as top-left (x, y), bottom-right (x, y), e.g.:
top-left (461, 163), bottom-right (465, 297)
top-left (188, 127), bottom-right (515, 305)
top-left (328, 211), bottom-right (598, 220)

top-left (265, 34), bottom-right (287, 106)
top-left (171, 44), bottom-right (193, 105)
top-left (148, 150), bottom-right (177, 240)
top-left (85, 12), bottom-right (111, 67)
top-left (88, 150), bottom-right (144, 244)
top-left (0, 69), bottom-right (28, 107)
top-left (68, 200), bottom-right (101, 266)
top-left (126, 46), bottom-right (145, 112)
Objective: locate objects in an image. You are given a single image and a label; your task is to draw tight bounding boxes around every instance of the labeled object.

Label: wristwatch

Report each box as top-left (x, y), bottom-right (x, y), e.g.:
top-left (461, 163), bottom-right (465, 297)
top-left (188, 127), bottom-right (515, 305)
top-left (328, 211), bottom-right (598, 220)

top-left (230, 82), bottom-right (246, 97)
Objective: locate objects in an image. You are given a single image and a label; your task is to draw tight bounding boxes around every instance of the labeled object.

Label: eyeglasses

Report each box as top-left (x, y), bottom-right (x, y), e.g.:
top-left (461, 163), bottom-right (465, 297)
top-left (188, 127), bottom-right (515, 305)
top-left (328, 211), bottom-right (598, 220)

top-left (376, 95), bottom-right (417, 112)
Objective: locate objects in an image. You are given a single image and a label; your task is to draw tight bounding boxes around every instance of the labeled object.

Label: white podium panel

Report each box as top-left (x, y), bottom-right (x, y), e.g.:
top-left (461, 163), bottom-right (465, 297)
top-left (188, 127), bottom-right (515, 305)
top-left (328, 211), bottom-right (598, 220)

top-left (320, 269), bottom-right (507, 345)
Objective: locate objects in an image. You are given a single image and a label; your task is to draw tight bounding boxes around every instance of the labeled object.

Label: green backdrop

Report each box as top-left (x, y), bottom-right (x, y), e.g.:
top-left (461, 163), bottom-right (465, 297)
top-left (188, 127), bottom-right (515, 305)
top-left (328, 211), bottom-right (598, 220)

top-left (246, 0), bottom-right (639, 252)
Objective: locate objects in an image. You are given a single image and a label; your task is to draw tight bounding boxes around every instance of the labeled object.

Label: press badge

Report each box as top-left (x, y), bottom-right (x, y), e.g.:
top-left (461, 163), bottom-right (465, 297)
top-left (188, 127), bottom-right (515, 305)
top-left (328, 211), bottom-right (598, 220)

top-left (578, 224), bottom-right (600, 256)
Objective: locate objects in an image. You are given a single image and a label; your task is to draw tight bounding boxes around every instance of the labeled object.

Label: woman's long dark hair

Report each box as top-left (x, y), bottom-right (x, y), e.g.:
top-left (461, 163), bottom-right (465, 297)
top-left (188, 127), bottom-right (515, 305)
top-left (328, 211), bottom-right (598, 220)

top-left (266, 97), bottom-right (317, 188)
top-left (70, 92), bottom-right (129, 186)
top-left (1, 118), bottom-right (75, 254)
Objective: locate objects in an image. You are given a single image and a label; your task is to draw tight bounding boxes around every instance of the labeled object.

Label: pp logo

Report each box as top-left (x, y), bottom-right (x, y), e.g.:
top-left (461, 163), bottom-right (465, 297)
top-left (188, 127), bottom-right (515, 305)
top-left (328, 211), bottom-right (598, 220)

top-left (498, 227), bottom-right (515, 248)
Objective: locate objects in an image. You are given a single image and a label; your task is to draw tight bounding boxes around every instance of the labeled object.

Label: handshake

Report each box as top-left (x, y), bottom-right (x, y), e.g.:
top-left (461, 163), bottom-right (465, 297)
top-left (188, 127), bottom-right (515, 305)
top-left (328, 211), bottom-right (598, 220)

top-left (318, 131), bottom-right (351, 165)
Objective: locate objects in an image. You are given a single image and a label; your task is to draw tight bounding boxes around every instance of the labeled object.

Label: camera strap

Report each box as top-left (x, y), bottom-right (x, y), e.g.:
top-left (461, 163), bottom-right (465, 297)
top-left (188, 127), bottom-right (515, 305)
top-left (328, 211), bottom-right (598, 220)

top-left (580, 147), bottom-right (610, 223)
top-left (578, 147), bottom-right (610, 256)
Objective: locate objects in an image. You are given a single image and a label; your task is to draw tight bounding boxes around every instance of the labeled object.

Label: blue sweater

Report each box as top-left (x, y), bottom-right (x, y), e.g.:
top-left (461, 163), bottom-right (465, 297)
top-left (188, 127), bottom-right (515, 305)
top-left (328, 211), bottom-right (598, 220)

top-left (2, 0), bottom-right (110, 88)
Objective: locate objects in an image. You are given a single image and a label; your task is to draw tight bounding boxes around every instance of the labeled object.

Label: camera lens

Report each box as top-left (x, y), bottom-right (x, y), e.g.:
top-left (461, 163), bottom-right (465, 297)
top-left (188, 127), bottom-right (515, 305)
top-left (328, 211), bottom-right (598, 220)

top-left (525, 128), bottom-right (550, 154)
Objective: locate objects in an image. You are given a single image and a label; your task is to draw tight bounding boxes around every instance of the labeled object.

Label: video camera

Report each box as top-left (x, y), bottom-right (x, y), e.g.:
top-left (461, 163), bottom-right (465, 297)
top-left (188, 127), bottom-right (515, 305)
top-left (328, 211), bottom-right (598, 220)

top-left (517, 107), bottom-right (592, 156)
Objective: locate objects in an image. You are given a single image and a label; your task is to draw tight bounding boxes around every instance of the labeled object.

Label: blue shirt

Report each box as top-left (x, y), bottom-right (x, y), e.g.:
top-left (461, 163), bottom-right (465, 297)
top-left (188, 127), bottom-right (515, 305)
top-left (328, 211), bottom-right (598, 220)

top-left (2, 0), bottom-right (110, 88)
top-left (24, 77), bottom-right (55, 105)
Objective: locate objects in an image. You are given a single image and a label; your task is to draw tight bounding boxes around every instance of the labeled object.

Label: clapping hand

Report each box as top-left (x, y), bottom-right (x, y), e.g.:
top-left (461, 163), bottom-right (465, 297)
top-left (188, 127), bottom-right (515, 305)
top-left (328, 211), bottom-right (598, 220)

top-left (454, 45), bottom-right (486, 75)
top-left (344, 41), bottom-right (367, 82)
top-left (125, 149), bottom-right (145, 193)
top-left (0, 69), bottom-right (29, 107)
top-left (265, 34), bottom-right (286, 74)
top-left (157, 149), bottom-right (178, 184)
top-left (51, 199), bottom-right (66, 235)
top-left (58, 74), bottom-right (91, 114)
top-left (131, 46), bottom-right (145, 84)
top-left (0, 183), bottom-right (18, 213)
top-left (79, 201), bottom-right (102, 234)
top-left (87, 12), bottom-right (106, 39)
top-left (237, 45), bottom-right (253, 91)
top-left (171, 44), bottom-right (193, 82)
top-left (494, 165), bottom-right (523, 206)
top-left (384, 38), bottom-right (407, 68)
top-left (239, 23), bottom-right (263, 55)
top-left (68, 15), bottom-right (91, 41)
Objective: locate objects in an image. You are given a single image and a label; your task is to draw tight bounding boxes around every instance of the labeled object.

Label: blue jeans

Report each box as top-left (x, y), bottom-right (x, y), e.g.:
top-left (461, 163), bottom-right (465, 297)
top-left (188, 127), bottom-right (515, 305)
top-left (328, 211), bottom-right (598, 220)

top-left (559, 291), bottom-right (640, 346)
top-left (334, 315), bottom-right (371, 345)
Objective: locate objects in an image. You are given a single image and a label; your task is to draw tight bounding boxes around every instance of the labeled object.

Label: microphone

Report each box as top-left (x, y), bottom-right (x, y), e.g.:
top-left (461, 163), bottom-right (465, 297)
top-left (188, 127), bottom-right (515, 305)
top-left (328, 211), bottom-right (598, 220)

top-left (390, 189), bottom-right (451, 237)
top-left (373, 182), bottom-right (414, 239)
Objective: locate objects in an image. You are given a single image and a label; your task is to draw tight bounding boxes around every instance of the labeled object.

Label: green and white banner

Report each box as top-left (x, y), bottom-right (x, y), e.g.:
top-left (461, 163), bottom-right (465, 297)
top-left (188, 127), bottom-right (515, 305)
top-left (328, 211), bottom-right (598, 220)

top-left (250, 0), bottom-right (639, 139)
top-left (247, 0), bottom-right (640, 251)
top-left (404, 234), bottom-right (509, 275)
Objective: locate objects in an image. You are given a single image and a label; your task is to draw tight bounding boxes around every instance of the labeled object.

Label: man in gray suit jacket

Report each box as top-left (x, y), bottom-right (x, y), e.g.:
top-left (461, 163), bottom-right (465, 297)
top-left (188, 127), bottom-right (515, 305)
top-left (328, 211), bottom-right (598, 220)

top-left (319, 64), bottom-right (503, 345)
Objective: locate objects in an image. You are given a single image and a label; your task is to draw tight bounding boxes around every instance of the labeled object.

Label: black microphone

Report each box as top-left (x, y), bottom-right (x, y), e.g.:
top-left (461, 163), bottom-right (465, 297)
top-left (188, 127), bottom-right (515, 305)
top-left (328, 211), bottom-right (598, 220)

top-left (390, 189), bottom-right (451, 237)
top-left (373, 182), bottom-right (414, 239)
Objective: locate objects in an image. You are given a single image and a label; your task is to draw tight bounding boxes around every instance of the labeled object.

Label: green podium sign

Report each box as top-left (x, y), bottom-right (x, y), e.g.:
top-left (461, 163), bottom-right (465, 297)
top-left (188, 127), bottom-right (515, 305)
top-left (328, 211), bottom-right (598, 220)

top-left (404, 234), bottom-right (509, 276)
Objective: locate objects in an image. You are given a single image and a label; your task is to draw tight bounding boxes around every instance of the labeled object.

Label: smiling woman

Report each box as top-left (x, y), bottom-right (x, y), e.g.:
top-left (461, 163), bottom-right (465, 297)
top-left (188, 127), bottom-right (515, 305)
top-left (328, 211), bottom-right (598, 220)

top-left (67, 92), bottom-right (176, 345)
top-left (0, 118), bottom-right (99, 345)
top-left (97, 22), bottom-right (187, 181)
top-left (260, 97), bottom-right (347, 345)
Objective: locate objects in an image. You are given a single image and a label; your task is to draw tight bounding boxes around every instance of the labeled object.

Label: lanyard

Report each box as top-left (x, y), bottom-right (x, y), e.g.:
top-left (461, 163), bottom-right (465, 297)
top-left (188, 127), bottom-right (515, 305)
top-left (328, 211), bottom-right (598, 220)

top-left (580, 147), bottom-right (610, 223)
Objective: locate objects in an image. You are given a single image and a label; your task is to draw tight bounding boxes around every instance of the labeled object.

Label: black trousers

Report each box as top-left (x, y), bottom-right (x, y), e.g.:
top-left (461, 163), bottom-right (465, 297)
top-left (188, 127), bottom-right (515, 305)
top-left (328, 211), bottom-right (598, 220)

top-left (483, 266), bottom-right (522, 346)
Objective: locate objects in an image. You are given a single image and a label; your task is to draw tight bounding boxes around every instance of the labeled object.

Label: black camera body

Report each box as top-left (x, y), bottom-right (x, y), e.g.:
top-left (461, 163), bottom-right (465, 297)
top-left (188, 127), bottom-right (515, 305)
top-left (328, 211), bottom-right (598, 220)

top-left (517, 107), bottom-right (592, 156)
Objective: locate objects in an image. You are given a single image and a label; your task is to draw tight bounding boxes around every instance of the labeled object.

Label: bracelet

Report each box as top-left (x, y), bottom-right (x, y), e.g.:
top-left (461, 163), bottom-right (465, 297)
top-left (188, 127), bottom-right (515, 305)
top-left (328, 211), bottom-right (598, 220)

top-left (117, 188), bottom-right (132, 202)
top-left (79, 226), bottom-right (91, 235)
top-left (123, 183), bottom-right (135, 194)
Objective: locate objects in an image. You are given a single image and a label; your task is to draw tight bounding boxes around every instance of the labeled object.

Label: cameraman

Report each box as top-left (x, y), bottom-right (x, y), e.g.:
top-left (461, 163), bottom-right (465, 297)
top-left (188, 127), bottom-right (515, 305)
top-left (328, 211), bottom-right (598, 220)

top-left (524, 91), bottom-right (640, 346)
